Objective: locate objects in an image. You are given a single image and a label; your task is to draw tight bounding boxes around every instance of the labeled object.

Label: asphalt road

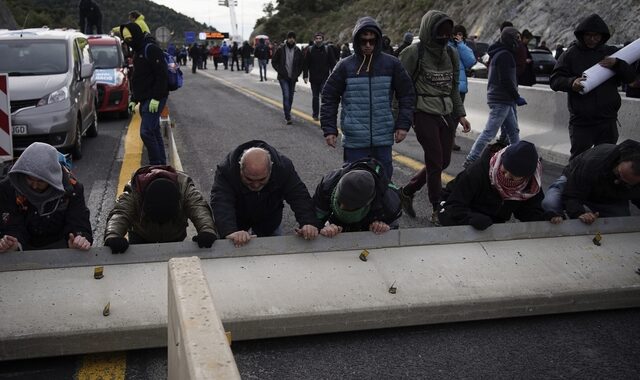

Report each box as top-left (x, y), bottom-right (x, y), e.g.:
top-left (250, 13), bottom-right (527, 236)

top-left (2, 64), bottom-right (638, 379)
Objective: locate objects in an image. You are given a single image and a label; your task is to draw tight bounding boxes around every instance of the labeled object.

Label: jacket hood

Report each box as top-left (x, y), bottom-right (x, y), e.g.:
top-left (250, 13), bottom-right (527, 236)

top-left (574, 14), bottom-right (610, 46)
top-left (499, 27), bottom-right (520, 54)
top-left (419, 10), bottom-right (453, 47)
top-left (132, 165), bottom-right (179, 195)
top-left (120, 22), bottom-right (145, 50)
top-left (352, 16), bottom-right (382, 57)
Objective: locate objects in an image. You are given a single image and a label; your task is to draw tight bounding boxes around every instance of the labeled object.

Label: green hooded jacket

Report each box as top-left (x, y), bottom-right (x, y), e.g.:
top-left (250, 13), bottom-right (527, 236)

top-left (399, 10), bottom-right (465, 118)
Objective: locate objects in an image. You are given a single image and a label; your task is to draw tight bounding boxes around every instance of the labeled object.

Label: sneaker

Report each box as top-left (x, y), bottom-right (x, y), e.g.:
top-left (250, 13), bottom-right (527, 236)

top-left (399, 187), bottom-right (416, 218)
top-left (430, 211), bottom-right (441, 226)
top-left (286, 119), bottom-right (292, 125)
top-left (312, 116), bottom-right (319, 121)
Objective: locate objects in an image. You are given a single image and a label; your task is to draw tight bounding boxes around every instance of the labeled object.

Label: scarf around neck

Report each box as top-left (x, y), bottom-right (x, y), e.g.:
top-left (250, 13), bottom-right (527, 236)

top-left (489, 148), bottom-right (541, 201)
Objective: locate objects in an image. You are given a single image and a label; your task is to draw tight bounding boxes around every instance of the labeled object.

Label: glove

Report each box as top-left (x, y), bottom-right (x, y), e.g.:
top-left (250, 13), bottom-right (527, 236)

top-left (148, 99), bottom-right (160, 113)
top-left (104, 237), bottom-right (130, 254)
top-left (128, 101), bottom-right (137, 113)
top-left (468, 214), bottom-right (493, 231)
top-left (516, 97), bottom-right (527, 106)
top-left (192, 232), bottom-right (217, 248)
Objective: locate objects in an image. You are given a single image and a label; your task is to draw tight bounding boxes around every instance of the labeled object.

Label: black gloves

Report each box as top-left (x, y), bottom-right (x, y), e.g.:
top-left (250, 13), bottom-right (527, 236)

top-left (192, 232), bottom-right (217, 248)
top-left (105, 236), bottom-right (129, 254)
top-left (468, 214), bottom-right (493, 231)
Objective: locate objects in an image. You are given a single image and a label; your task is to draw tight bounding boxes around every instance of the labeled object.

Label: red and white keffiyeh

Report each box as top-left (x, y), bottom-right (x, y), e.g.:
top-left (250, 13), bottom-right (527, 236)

top-left (489, 147), bottom-right (542, 201)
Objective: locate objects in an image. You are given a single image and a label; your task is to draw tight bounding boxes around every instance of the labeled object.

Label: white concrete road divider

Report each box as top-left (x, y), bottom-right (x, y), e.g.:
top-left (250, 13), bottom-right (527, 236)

top-left (464, 79), bottom-right (640, 166)
top-left (168, 257), bottom-right (240, 380)
top-left (0, 218), bottom-right (639, 361)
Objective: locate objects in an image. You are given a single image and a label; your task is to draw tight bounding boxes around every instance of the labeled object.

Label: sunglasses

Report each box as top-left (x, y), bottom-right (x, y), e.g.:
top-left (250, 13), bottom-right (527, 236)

top-left (360, 38), bottom-right (376, 46)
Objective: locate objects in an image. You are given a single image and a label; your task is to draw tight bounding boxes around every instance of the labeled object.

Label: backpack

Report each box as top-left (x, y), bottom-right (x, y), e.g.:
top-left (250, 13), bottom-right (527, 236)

top-left (144, 43), bottom-right (183, 91)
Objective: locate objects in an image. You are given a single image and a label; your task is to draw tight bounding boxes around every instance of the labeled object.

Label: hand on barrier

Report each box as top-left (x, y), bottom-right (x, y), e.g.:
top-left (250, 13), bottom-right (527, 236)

top-left (320, 224), bottom-right (342, 238)
top-left (578, 211), bottom-right (599, 225)
top-left (516, 97), bottom-right (527, 106)
top-left (68, 233), bottom-right (91, 250)
top-left (226, 231), bottom-right (255, 247)
top-left (128, 101), bottom-right (138, 114)
top-left (468, 213), bottom-right (493, 230)
top-left (105, 236), bottom-right (130, 254)
top-left (192, 232), bottom-right (217, 248)
top-left (295, 224), bottom-right (319, 240)
top-left (148, 99), bottom-right (160, 113)
top-left (0, 234), bottom-right (19, 253)
top-left (369, 221), bottom-right (390, 234)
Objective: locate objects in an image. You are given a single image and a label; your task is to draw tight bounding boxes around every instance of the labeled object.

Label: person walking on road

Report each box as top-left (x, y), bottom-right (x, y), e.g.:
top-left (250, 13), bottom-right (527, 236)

top-left (189, 43), bottom-right (200, 73)
top-left (230, 41), bottom-right (240, 71)
top-left (121, 22), bottom-right (169, 165)
top-left (254, 38), bottom-right (270, 81)
top-left (220, 41), bottom-right (230, 70)
top-left (550, 13), bottom-right (636, 160)
top-left (449, 24), bottom-right (476, 151)
top-left (240, 41), bottom-right (253, 73)
top-left (272, 31), bottom-right (303, 125)
top-left (210, 140), bottom-right (321, 247)
top-left (396, 10), bottom-right (470, 225)
top-left (303, 32), bottom-right (337, 121)
top-left (103, 165), bottom-right (218, 253)
top-left (321, 17), bottom-right (415, 179)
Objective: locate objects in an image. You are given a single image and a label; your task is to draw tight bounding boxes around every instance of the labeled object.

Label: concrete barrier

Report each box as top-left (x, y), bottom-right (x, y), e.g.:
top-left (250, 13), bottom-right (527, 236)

top-left (464, 79), bottom-right (640, 165)
top-left (1, 218), bottom-right (639, 361)
top-left (168, 257), bottom-right (240, 380)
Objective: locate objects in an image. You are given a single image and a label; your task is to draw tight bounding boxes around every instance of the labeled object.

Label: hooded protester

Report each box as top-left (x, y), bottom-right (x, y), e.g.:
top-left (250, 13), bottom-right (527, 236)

top-left (0, 143), bottom-right (92, 252)
top-left (313, 158), bottom-right (402, 236)
top-left (396, 10), bottom-right (471, 225)
top-left (439, 141), bottom-right (558, 230)
top-left (103, 165), bottom-right (217, 253)
top-left (381, 34), bottom-right (394, 55)
top-left (463, 27), bottom-right (526, 167)
top-left (321, 16), bottom-right (415, 179)
top-left (120, 22), bottom-right (169, 166)
top-left (550, 14), bottom-right (635, 159)
top-left (394, 32), bottom-right (414, 57)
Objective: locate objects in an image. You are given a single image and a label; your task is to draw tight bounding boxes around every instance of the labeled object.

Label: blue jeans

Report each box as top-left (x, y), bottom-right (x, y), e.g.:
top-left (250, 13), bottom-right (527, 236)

top-left (258, 59), bottom-right (268, 80)
top-left (467, 102), bottom-right (520, 162)
top-left (278, 79), bottom-right (296, 120)
top-left (140, 97), bottom-right (167, 165)
top-left (243, 58), bottom-right (252, 73)
top-left (310, 80), bottom-right (325, 118)
top-left (344, 146), bottom-right (393, 179)
top-left (542, 175), bottom-right (631, 217)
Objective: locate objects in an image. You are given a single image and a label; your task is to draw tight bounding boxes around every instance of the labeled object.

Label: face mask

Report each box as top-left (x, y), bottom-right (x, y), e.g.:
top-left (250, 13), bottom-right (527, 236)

top-left (435, 37), bottom-right (449, 46)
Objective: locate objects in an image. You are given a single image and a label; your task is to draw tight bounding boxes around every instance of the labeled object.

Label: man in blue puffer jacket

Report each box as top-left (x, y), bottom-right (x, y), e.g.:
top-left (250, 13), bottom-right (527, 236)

top-left (320, 16), bottom-right (415, 179)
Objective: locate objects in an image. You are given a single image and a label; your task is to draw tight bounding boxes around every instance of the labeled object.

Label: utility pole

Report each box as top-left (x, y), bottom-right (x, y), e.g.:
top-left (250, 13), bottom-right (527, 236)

top-left (218, 0), bottom-right (241, 42)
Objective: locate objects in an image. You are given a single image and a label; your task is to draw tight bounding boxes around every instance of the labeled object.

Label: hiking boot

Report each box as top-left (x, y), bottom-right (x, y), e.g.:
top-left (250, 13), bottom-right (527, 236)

top-left (430, 211), bottom-right (441, 226)
top-left (399, 187), bottom-right (416, 218)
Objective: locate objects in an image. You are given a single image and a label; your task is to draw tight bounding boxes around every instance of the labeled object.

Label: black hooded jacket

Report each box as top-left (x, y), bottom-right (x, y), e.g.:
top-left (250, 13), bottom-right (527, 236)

top-left (550, 14), bottom-right (635, 126)
top-left (210, 140), bottom-right (320, 237)
top-left (121, 22), bottom-right (169, 102)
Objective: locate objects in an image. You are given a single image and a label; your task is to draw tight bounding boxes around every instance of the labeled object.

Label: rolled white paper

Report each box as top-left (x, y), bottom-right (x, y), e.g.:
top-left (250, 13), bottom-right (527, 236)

top-left (580, 37), bottom-right (640, 94)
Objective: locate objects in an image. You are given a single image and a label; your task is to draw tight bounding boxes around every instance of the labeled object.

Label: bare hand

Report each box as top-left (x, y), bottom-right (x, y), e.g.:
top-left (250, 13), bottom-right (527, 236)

top-left (320, 224), bottom-right (342, 238)
top-left (572, 77), bottom-right (585, 92)
top-left (578, 212), bottom-right (599, 225)
top-left (295, 224), bottom-right (319, 240)
top-left (68, 233), bottom-right (91, 250)
top-left (0, 235), bottom-right (19, 253)
top-left (325, 134), bottom-right (337, 148)
top-left (226, 231), bottom-right (255, 247)
top-left (598, 57), bottom-right (616, 69)
top-left (459, 116), bottom-right (471, 133)
top-left (394, 129), bottom-right (408, 143)
top-left (550, 216), bottom-right (564, 224)
top-left (369, 221), bottom-right (390, 234)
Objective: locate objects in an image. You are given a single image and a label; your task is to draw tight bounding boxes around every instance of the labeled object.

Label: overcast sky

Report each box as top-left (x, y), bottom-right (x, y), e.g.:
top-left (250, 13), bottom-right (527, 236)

top-left (150, 0), bottom-right (267, 39)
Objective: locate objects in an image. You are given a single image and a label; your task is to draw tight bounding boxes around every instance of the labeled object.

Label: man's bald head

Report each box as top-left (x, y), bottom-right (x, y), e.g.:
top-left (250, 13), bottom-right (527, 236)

top-left (239, 147), bottom-right (272, 191)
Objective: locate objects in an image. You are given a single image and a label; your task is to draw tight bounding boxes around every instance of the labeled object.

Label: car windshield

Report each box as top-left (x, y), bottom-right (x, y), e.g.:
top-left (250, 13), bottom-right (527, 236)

top-left (0, 40), bottom-right (68, 76)
top-left (91, 44), bottom-right (121, 69)
top-left (532, 52), bottom-right (556, 63)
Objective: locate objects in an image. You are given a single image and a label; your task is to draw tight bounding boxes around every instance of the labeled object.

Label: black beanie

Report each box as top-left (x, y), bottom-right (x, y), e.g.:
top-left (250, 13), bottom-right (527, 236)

top-left (501, 141), bottom-right (539, 177)
top-left (142, 178), bottom-right (180, 222)
top-left (287, 31), bottom-right (296, 39)
top-left (336, 170), bottom-right (375, 210)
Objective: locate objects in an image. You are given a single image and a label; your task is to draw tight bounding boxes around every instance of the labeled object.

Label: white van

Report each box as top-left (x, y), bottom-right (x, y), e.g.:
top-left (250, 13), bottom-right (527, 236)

top-left (0, 28), bottom-right (98, 159)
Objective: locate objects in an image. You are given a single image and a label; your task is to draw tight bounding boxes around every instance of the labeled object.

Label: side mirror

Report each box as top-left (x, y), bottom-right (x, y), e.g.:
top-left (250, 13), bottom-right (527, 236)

top-left (80, 62), bottom-right (94, 79)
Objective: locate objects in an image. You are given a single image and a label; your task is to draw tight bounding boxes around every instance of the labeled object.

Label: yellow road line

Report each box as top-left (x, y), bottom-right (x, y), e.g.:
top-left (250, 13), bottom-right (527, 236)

top-left (203, 71), bottom-right (455, 184)
top-left (76, 351), bottom-right (126, 380)
top-left (117, 109), bottom-right (143, 197)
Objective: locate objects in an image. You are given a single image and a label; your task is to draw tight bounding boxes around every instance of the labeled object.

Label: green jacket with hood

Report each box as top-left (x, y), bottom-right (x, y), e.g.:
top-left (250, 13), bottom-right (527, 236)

top-left (399, 10), bottom-right (465, 118)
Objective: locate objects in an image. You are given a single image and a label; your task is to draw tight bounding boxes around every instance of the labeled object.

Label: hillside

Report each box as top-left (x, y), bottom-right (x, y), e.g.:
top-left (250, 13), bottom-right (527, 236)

top-left (255, 0), bottom-right (639, 47)
top-left (3, 0), bottom-right (216, 45)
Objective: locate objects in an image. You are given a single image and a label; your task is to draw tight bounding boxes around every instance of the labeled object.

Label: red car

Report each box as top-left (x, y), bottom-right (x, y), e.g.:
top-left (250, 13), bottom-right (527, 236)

top-left (88, 35), bottom-right (130, 118)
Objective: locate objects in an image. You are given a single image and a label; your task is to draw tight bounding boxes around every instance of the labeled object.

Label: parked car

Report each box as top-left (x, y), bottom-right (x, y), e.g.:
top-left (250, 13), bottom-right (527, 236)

top-left (0, 28), bottom-right (97, 159)
top-left (88, 35), bottom-right (130, 118)
top-left (530, 48), bottom-right (557, 84)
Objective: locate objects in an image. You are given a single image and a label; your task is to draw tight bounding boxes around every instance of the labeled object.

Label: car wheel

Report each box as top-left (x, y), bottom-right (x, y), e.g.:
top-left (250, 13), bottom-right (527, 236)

top-left (86, 109), bottom-right (98, 137)
top-left (72, 117), bottom-right (83, 160)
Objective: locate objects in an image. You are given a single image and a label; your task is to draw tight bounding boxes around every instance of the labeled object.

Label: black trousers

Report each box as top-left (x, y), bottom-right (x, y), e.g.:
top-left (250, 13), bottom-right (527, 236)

top-left (569, 119), bottom-right (618, 160)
